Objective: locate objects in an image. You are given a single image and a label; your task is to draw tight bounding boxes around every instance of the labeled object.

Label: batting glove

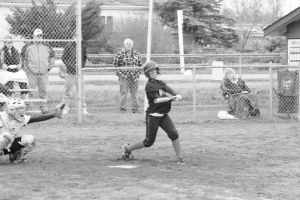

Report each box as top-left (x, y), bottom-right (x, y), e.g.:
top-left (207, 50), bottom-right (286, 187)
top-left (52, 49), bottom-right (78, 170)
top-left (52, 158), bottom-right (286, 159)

top-left (174, 94), bottom-right (182, 101)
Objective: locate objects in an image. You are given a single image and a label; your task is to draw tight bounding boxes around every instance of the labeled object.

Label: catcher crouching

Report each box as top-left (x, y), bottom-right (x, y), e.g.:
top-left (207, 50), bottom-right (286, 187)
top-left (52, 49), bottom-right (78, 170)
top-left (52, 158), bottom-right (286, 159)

top-left (0, 98), bottom-right (65, 163)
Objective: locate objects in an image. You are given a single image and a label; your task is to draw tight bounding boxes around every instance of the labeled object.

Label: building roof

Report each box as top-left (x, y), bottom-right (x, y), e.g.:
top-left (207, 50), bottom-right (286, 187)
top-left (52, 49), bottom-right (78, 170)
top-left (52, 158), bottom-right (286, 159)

top-left (264, 7), bottom-right (300, 36)
top-left (0, 0), bottom-right (165, 6)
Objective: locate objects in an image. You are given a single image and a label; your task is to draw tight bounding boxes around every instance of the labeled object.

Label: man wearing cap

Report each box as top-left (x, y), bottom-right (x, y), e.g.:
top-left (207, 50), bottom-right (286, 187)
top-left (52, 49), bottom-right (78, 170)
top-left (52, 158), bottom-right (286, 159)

top-left (21, 28), bottom-right (55, 113)
top-left (113, 39), bottom-right (142, 113)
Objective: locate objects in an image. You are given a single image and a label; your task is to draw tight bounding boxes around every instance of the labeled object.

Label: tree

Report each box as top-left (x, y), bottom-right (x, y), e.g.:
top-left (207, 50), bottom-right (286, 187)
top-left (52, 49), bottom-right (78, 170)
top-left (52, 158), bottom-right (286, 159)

top-left (81, 0), bottom-right (104, 41)
top-left (155, 0), bottom-right (239, 49)
top-left (6, 0), bottom-right (105, 47)
top-left (6, 0), bottom-right (69, 40)
top-left (265, 37), bottom-right (287, 53)
top-left (268, 0), bottom-right (283, 21)
top-left (225, 0), bottom-right (283, 52)
top-left (108, 19), bottom-right (175, 54)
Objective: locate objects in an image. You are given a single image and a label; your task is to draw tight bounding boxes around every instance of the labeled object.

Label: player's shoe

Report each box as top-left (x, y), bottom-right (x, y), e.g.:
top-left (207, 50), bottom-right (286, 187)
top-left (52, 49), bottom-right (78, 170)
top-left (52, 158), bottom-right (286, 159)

top-left (122, 144), bottom-right (133, 160)
top-left (9, 149), bottom-right (25, 163)
top-left (176, 157), bottom-right (185, 165)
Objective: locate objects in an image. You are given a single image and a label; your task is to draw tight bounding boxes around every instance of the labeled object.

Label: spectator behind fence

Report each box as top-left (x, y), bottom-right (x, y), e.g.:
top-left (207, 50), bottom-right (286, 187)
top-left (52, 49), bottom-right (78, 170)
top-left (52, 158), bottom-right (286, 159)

top-left (220, 68), bottom-right (260, 118)
top-left (113, 38), bottom-right (142, 113)
top-left (61, 39), bottom-right (89, 115)
top-left (21, 29), bottom-right (55, 114)
top-left (0, 34), bottom-right (28, 98)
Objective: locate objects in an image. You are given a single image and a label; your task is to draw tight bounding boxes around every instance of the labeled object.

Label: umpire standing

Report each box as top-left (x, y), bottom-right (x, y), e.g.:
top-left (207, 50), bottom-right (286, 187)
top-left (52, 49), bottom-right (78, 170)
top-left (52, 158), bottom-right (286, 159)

top-left (113, 39), bottom-right (142, 113)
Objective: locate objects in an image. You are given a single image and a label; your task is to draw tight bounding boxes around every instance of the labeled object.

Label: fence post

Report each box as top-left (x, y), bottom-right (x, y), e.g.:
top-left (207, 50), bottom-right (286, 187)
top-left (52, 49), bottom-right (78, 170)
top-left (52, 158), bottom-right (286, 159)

top-left (299, 65), bottom-right (300, 122)
top-left (76, 0), bottom-right (83, 123)
top-left (192, 65), bottom-right (196, 121)
top-left (239, 54), bottom-right (242, 78)
top-left (269, 66), bottom-right (273, 119)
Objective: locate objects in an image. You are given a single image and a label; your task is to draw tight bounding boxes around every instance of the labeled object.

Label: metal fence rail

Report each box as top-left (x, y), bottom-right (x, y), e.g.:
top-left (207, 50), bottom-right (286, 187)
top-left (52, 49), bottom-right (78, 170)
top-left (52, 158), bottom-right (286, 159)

top-left (86, 53), bottom-right (286, 67)
top-left (1, 0), bottom-right (297, 122)
top-left (81, 64), bottom-right (299, 122)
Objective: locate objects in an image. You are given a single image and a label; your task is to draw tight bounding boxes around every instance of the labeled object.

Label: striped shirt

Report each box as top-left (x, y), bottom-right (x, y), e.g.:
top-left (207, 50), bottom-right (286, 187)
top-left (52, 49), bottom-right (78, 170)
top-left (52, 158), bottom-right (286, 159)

top-left (113, 48), bottom-right (142, 80)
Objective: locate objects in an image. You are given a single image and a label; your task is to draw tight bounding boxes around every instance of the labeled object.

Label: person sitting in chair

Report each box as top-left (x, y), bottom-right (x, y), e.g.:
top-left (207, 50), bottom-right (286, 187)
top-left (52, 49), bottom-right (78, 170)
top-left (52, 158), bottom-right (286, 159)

top-left (220, 68), bottom-right (260, 119)
top-left (0, 35), bottom-right (28, 98)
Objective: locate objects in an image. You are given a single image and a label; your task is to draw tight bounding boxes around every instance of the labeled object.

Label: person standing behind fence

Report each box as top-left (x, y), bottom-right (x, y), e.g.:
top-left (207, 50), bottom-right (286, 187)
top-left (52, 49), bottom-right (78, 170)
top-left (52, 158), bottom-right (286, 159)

top-left (113, 39), bottom-right (142, 113)
top-left (61, 40), bottom-right (89, 115)
top-left (21, 29), bottom-right (55, 114)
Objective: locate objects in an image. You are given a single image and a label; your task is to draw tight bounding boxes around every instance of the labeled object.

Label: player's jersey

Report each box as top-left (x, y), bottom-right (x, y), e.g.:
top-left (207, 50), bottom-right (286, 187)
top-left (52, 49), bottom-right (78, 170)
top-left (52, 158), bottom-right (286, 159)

top-left (0, 112), bottom-right (31, 137)
top-left (145, 79), bottom-right (177, 114)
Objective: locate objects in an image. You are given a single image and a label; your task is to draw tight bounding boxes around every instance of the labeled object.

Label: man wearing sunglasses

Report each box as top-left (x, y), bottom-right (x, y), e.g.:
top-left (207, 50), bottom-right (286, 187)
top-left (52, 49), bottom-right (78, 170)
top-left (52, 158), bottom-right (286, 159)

top-left (21, 29), bottom-right (55, 114)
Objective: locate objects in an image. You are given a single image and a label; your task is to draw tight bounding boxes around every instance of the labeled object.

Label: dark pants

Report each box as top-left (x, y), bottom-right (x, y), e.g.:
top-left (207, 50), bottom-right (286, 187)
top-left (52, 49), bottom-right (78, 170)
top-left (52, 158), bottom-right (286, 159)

top-left (143, 113), bottom-right (179, 147)
top-left (2, 137), bottom-right (23, 155)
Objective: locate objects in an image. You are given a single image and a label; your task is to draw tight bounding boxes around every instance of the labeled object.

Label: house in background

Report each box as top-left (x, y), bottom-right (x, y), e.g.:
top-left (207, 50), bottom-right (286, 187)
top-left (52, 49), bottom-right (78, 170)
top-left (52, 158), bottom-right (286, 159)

top-left (0, 0), bottom-right (153, 51)
top-left (264, 7), bottom-right (300, 65)
top-left (234, 23), bottom-right (266, 52)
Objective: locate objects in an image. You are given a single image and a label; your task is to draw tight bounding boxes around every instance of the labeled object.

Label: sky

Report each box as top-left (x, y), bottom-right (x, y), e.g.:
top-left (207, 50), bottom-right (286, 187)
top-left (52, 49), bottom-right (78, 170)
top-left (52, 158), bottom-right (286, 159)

top-left (282, 0), bottom-right (300, 14)
top-left (223, 0), bottom-right (300, 16)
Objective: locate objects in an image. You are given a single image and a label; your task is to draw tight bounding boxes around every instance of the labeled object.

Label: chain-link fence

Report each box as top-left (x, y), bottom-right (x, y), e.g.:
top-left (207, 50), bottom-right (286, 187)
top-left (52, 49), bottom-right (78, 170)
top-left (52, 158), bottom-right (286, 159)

top-left (270, 66), bottom-right (300, 120)
top-left (1, 1), bottom-right (298, 123)
top-left (0, 0), bottom-right (80, 119)
top-left (82, 53), bottom-right (300, 122)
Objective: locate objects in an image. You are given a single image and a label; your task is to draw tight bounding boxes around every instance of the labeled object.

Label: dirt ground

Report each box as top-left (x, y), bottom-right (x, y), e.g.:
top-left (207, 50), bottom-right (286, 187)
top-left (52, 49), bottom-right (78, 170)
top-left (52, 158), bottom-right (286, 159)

top-left (1, 109), bottom-right (300, 200)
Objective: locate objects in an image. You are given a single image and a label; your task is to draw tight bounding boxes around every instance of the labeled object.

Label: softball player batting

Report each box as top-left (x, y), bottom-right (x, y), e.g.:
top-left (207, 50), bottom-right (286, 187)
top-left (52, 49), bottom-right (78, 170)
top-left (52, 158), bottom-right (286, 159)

top-left (0, 98), bottom-right (65, 163)
top-left (122, 61), bottom-right (184, 165)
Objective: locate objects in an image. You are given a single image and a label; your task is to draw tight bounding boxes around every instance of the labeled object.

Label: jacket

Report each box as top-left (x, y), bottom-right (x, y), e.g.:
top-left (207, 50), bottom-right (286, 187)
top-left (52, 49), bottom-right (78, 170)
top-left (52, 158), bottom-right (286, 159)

top-left (61, 42), bottom-right (87, 75)
top-left (21, 42), bottom-right (55, 74)
top-left (0, 46), bottom-right (20, 66)
top-left (220, 78), bottom-right (250, 98)
top-left (113, 48), bottom-right (142, 80)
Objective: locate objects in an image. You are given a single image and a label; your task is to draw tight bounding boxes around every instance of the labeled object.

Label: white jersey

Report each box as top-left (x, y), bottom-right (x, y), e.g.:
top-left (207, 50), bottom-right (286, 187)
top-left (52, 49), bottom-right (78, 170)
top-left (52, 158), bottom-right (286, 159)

top-left (0, 112), bottom-right (31, 137)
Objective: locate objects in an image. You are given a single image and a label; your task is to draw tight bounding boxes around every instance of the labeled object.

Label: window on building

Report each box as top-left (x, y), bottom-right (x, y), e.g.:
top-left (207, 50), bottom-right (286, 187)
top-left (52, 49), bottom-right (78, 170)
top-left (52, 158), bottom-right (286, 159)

top-left (101, 16), bottom-right (113, 32)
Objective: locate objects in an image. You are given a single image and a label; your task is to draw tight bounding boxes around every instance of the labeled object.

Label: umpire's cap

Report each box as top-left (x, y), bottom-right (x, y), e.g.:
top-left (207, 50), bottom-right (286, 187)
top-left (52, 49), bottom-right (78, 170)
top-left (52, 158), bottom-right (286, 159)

top-left (143, 61), bottom-right (159, 77)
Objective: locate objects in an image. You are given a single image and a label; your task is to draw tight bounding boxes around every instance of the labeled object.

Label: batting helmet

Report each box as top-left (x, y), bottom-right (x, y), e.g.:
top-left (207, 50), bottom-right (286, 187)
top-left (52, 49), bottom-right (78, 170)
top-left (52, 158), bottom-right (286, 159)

top-left (143, 61), bottom-right (159, 78)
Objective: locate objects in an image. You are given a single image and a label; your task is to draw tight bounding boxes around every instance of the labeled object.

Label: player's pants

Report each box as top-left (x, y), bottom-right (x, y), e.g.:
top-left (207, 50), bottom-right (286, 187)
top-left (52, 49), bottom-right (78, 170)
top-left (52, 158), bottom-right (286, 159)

top-left (119, 78), bottom-right (139, 111)
top-left (63, 73), bottom-right (87, 108)
top-left (143, 113), bottom-right (179, 147)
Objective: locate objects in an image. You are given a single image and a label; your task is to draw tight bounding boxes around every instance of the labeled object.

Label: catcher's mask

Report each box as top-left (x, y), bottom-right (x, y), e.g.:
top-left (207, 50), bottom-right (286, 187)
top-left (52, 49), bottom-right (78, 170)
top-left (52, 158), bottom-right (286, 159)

top-left (143, 61), bottom-right (160, 79)
top-left (6, 98), bottom-right (27, 121)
